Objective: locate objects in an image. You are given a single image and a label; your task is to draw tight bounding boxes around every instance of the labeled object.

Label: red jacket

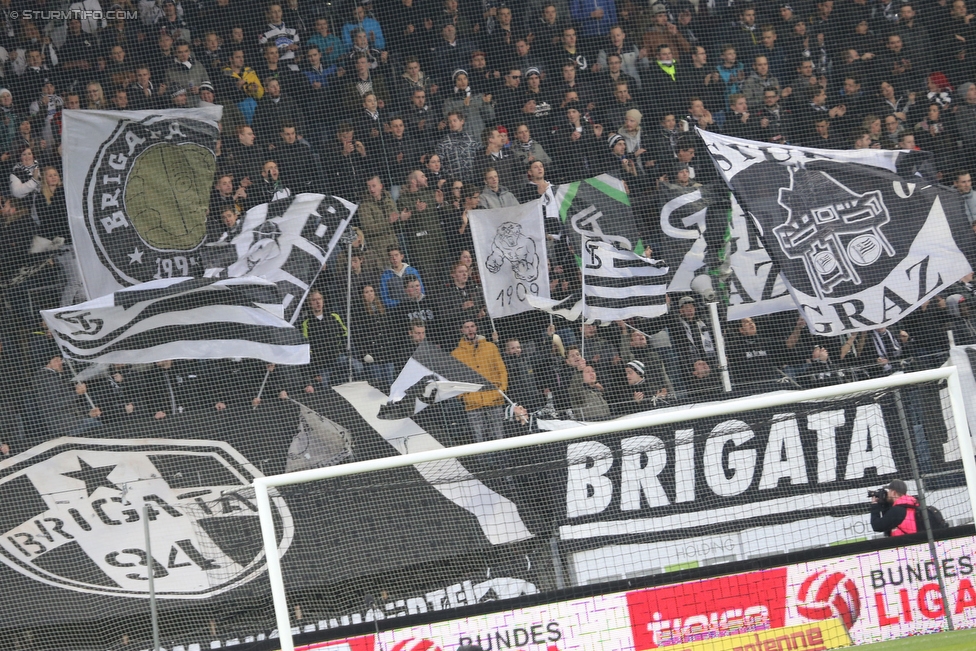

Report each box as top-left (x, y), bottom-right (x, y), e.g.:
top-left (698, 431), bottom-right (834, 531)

top-left (891, 494), bottom-right (919, 536)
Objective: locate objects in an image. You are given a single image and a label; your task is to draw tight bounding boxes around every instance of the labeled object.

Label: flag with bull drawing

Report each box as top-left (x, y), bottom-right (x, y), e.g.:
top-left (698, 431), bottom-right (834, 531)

top-left (531, 175), bottom-right (673, 321)
top-left (469, 199), bottom-right (551, 318)
top-left (699, 130), bottom-right (976, 335)
top-left (63, 108), bottom-right (354, 323)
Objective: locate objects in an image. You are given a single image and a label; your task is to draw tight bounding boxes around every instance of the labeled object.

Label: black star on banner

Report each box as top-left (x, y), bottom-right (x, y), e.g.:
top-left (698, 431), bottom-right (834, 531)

top-left (62, 458), bottom-right (118, 497)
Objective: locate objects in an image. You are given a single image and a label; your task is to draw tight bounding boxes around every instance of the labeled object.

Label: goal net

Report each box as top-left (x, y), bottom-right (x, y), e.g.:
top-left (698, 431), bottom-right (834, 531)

top-left (256, 367), bottom-right (976, 651)
top-left (15, 0), bottom-right (976, 646)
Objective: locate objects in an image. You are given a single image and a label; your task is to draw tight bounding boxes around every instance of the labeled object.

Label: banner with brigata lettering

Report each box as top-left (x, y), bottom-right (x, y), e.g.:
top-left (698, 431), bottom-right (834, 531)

top-left (0, 378), bottom-right (971, 649)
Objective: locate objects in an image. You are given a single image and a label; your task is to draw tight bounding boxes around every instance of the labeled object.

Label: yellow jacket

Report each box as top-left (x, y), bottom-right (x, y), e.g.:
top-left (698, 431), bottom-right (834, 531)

top-left (451, 336), bottom-right (508, 410)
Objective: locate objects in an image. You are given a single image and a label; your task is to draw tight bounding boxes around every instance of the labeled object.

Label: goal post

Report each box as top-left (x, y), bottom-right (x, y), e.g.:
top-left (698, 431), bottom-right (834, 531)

top-left (255, 366), bottom-right (976, 651)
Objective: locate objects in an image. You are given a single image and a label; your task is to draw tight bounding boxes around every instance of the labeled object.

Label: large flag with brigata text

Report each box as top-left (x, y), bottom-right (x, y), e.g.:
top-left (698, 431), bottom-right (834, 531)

top-left (62, 108), bottom-right (354, 324)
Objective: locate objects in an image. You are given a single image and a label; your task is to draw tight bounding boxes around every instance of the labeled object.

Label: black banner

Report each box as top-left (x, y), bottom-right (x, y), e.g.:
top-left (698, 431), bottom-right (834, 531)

top-left (555, 388), bottom-right (960, 548)
top-left (0, 391), bottom-right (546, 643)
top-left (0, 381), bottom-right (966, 649)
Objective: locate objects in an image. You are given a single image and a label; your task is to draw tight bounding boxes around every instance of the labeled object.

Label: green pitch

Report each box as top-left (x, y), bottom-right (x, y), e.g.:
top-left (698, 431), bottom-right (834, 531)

top-left (858, 628), bottom-right (976, 650)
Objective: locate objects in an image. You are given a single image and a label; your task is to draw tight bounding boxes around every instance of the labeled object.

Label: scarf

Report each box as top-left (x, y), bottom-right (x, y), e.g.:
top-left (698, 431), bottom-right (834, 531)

top-left (402, 72), bottom-right (427, 90)
top-left (662, 127), bottom-right (679, 152)
top-left (679, 318), bottom-right (715, 357)
top-left (927, 90), bottom-right (952, 108)
top-left (872, 330), bottom-right (901, 373)
top-left (44, 94), bottom-right (63, 119)
top-left (518, 138), bottom-right (534, 152)
top-left (657, 60), bottom-right (676, 81)
top-left (12, 161), bottom-right (38, 187)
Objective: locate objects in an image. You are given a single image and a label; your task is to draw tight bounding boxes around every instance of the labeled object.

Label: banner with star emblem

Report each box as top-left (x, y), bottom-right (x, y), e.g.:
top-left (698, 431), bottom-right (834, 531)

top-left (699, 130), bottom-right (976, 335)
top-left (0, 390), bottom-right (546, 648)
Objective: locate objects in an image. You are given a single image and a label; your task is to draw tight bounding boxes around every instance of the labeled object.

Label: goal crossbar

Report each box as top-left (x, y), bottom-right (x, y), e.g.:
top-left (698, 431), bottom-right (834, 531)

top-left (254, 365), bottom-right (976, 651)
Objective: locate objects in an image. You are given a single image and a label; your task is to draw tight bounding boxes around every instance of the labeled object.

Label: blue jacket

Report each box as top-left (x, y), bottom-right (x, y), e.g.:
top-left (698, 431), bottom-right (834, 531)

top-left (303, 64), bottom-right (340, 89)
top-left (380, 265), bottom-right (425, 308)
top-left (716, 62), bottom-right (745, 105)
top-left (570, 0), bottom-right (617, 37)
top-left (342, 18), bottom-right (385, 50)
top-left (307, 33), bottom-right (346, 65)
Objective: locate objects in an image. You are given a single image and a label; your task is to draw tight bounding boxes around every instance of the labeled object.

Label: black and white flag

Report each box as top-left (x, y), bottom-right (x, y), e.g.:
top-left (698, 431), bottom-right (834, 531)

top-left (202, 193), bottom-right (356, 323)
top-left (41, 277), bottom-right (309, 365)
top-left (531, 175), bottom-right (672, 321)
top-left (284, 402), bottom-right (354, 472)
top-left (723, 194), bottom-right (795, 320)
top-left (700, 130), bottom-right (976, 335)
top-left (579, 236), bottom-right (670, 321)
top-left (64, 108), bottom-right (224, 299)
top-left (63, 109), bottom-right (354, 324)
top-left (378, 339), bottom-right (485, 419)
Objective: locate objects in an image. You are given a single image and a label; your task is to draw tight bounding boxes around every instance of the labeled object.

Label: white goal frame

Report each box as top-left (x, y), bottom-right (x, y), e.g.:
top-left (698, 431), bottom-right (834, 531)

top-left (254, 366), bottom-right (976, 651)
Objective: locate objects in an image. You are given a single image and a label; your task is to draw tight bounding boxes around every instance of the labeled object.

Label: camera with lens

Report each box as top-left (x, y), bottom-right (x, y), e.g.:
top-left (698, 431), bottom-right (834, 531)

top-left (868, 488), bottom-right (888, 502)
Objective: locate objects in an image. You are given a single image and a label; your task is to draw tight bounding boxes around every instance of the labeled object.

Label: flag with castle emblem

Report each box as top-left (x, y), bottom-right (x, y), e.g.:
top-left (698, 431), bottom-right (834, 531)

top-left (699, 130), bottom-right (976, 335)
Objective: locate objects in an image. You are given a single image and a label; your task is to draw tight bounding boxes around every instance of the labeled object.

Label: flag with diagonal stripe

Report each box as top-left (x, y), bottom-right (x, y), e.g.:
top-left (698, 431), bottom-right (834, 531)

top-left (378, 339), bottom-right (486, 419)
top-left (203, 194), bottom-right (356, 323)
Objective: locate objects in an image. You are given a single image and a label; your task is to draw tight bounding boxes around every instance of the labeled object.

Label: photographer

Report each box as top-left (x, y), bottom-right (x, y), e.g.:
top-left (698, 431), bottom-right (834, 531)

top-left (869, 479), bottom-right (919, 537)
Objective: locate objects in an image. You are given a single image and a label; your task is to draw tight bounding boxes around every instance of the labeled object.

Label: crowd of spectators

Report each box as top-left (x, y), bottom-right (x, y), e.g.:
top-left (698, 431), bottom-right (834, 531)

top-left (3, 0), bottom-right (976, 453)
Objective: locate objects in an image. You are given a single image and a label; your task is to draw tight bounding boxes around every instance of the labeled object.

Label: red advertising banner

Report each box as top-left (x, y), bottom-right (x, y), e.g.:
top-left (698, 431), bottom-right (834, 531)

top-left (627, 569), bottom-right (789, 649)
top-left (299, 635), bottom-right (376, 651)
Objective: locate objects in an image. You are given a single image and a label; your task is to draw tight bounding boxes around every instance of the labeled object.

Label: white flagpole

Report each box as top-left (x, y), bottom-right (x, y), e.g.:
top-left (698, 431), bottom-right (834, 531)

top-left (346, 239), bottom-right (353, 382)
top-left (621, 320), bottom-right (652, 339)
top-left (580, 235), bottom-right (586, 359)
top-left (252, 369), bottom-right (271, 409)
top-left (709, 301), bottom-right (732, 393)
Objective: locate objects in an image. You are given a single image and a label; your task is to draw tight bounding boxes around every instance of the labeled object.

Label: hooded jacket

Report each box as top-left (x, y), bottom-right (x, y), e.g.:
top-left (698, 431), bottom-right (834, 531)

top-left (478, 185), bottom-right (519, 209)
top-left (451, 335), bottom-right (508, 410)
